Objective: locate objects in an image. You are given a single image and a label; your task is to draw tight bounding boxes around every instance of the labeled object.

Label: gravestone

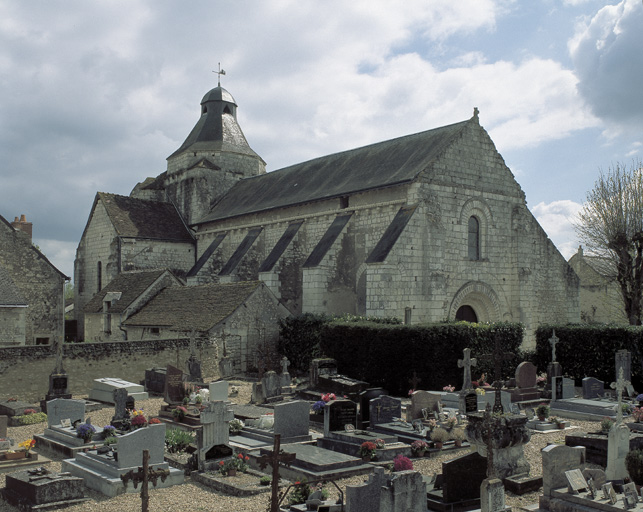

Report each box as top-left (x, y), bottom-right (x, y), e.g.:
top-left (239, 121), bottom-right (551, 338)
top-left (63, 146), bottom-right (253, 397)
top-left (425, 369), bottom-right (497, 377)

top-left (209, 381), bottom-right (229, 402)
top-left (218, 357), bottom-right (233, 379)
top-left (43, 337), bottom-right (72, 411)
top-left (280, 356), bottom-right (291, 388)
top-left (262, 371), bottom-right (280, 398)
top-left (565, 469), bottom-right (588, 493)
top-left (582, 377), bottom-right (604, 399)
top-left (369, 396), bottom-right (402, 427)
top-left (483, 391), bottom-right (512, 414)
top-left (615, 350), bottom-right (632, 387)
top-left (480, 478), bottom-right (505, 512)
top-left (552, 377), bottom-right (575, 401)
top-left (458, 348), bottom-right (477, 391)
top-left (324, 399), bottom-right (358, 435)
top-left (606, 423), bottom-right (630, 481)
top-left (198, 401), bottom-right (234, 469)
top-left (441, 451), bottom-right (488, 503)
top-left (463, 391), bottom-right (479, 414)
top-left (310, 358), bottom-right (338, 388)
top-left (540, 445), bottom-right (586, 499)
top-left (186, 356), bottom-right (202, 383)
top-left (408, 390), bottom-right (440, 421)
top-left (273, 401), bottom-right (310, 439)
top-left (111, 388), bottom-right (128, 427)
top-left (0, 415), bottom-right (7, 438)
top-left (164, 365), bottom-right (185, 404)
top-left (47, 398), bottom-right (85, 428)
top-left (359, 388), bottom-right (388, 426)
top-left (582, 468), bottom-right (606, 489)
top-left (3, 469), bottom-right (89, 510)
top-left (546, 362), bottom-right (562, 392)
top-left (346, 466), bottom-right (426, 512)
top-left (510, 361), bottom-right (540, 402)
top-left (144, 367), bottom-right (166, 394)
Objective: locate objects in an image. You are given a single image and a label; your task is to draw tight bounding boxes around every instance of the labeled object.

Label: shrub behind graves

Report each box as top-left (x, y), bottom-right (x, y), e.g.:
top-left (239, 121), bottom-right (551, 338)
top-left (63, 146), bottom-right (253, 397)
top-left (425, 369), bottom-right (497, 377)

top-left (533, 325), bottom-right (643, 389)
top-left (278, 313), bottom-right (330, 373)
top-left (320, 321), bottom-right (522, 395)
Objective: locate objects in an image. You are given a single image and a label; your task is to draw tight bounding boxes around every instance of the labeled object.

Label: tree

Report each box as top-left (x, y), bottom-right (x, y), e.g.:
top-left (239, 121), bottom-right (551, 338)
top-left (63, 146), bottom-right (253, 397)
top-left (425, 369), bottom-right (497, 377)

top-left (575, 160), bottom-right (643, 325)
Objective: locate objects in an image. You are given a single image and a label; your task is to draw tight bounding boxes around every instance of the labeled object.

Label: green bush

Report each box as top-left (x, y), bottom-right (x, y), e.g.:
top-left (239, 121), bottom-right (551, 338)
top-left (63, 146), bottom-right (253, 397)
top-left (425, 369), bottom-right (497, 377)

top-left (165, 428), bottom-right (195, 453)
top-left (260, 476), bottom-right (271, 486)
top-left (532, 325), bottom-right (643, 388)
top-left (278, 313), bottom-right (331, 373)
top-left (320, 321), bottom-right (523, 395)
top-left (626, 449), bottom-right (643, 485)
top-left (13, 412), bottom-right (47, 425)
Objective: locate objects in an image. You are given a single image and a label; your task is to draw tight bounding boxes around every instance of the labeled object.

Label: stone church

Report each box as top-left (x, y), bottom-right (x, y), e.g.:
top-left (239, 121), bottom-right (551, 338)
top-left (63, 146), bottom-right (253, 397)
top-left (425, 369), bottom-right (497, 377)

top-left (75, 83), bottom-right (580, 350)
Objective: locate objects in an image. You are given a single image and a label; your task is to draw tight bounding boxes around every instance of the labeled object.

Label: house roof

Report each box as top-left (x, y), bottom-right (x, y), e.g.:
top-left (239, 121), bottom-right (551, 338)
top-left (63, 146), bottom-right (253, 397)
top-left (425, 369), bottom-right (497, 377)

top-left (0, 264), bottom-right (27, 306)
top-left (123, 280), bottom-right (264, 331)
top-left (84, 269), bottom-right (173, 314)
top-left (194, 117), bottom-right (471, 225)
top-left (97, 192), bottom-right (194, 241)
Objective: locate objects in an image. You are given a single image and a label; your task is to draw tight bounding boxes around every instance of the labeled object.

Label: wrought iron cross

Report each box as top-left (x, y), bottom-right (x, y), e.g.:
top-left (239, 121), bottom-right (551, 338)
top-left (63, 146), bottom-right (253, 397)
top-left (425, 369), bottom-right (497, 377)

top-left (482, 403), bottom-right (495, 478)
top-left (480, 334), bottom-right (514, 413)
top-left (458, 348), bottom-right (477, 391)
top-left (408, 371), bottom-right (421, 391)
top-left (120, 450), bottom-right (170, 512)
top-left (257, 434), bottom-right (296, 512)
top-left (213, 62), bottom-right (226, 86)
top-left (548, 330), bottom-right (559, 363)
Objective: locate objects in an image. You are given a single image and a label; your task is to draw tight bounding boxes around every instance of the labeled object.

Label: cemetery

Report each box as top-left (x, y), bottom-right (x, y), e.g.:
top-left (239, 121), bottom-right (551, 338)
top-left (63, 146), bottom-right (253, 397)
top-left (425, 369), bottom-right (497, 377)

top-left (4, 327), bottom-right (643, 512)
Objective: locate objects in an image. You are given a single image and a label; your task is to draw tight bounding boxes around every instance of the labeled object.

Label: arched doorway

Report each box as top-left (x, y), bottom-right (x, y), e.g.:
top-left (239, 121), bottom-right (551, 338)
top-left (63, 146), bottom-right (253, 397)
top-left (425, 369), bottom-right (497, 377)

top-left (455, 305), bottom-right (478, 322)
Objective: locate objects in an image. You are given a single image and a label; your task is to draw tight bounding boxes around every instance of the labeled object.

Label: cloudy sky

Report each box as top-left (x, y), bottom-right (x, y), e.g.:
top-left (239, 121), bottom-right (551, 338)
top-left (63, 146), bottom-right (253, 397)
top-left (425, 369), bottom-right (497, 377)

top-left (1, 0), bottom-right (642, 279)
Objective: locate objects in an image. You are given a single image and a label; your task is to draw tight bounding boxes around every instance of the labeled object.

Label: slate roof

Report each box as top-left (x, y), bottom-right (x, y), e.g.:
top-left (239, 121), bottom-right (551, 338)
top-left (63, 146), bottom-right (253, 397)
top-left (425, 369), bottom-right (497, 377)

top-left (168, 86), bottom-right (263, 161)
top-left (123, 280), bottom-right (263, 331)
top-left (195, 118), bottom-right (471, 225)
top-left (84, 269), bottom-right (171, 314)
top-left (0, 264), bottom-right (27, 306)
top-left (97, 192), bottom-right (194, 241)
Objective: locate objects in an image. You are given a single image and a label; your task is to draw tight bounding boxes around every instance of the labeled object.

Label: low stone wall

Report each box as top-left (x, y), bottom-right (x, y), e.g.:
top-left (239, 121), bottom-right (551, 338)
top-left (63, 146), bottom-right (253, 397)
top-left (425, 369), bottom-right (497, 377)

top-left (0, 339), bottom-right (218, 403)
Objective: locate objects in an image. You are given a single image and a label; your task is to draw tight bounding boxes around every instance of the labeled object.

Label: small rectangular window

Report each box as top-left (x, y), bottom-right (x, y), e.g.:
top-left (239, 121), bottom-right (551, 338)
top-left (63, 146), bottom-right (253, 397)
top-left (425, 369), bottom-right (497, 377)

top-left (150, 327), bottom-right (160, 335)
top-left (340, 196), bottom-right (349, 209)
top-left (36, 337), bottom-right (50, 345)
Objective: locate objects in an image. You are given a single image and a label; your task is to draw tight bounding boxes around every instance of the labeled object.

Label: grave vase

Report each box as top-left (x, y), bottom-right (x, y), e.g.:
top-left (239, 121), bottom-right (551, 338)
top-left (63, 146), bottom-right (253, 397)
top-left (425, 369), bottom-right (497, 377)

top-left (434, 442), bottom-right (443, 450)
top-left (227, 469), bottom-right (237, 477)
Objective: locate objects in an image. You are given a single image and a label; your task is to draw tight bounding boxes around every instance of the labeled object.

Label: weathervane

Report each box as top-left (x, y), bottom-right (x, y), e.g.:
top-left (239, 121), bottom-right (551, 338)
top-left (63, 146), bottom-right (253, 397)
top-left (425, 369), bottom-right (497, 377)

top-left (213, 62), bottom-right (226, 87)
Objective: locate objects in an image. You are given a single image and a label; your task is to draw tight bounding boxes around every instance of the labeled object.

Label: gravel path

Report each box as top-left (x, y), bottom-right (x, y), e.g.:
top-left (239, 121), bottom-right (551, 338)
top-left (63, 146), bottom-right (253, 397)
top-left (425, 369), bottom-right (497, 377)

top-left (0, 383), bottom-right (609, 511)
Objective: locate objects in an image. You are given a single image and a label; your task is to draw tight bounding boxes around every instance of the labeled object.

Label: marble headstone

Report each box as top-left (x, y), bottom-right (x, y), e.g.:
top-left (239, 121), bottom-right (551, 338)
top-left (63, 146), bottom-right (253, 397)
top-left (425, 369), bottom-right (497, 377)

top-left (47, 399), bottom-right (85, 428)
top-left (369, 395), bottom-right (402, 427)
top-left (209, 381), bottom-right (229, 402)
top-left (273, 401), bottom-right (310, 438)
top-left (582, 377), bottom-right (604, 399)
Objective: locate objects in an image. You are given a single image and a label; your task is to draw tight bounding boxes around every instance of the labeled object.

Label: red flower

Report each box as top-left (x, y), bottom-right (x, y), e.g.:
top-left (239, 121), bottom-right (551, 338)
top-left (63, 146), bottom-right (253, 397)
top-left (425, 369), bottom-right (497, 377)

top-left (237, 453), bottom-right (243, 459)
top-left (245, 456), bottom-right (249, 461)
top-left (219, 461), bottom-right (225, 466)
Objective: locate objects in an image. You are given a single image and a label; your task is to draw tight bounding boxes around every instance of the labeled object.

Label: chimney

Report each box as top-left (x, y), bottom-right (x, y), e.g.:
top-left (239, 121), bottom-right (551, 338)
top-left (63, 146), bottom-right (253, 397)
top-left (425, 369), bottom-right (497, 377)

top-left (11, 214), bottom-right (33, 240)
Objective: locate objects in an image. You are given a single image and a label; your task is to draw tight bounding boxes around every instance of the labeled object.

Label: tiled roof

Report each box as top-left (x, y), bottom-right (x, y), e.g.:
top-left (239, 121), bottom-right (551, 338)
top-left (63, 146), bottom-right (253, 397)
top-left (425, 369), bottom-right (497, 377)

top-left (0, 264), bottom-right (27, 306)
top-left (195, 118), bottom-right (470, 224)
top-left (123, 281), bottom-right (263, 331)
top-left (84, 269), bottom-right (171, 314)
top-left (98, 192), bottom-right (194, 241)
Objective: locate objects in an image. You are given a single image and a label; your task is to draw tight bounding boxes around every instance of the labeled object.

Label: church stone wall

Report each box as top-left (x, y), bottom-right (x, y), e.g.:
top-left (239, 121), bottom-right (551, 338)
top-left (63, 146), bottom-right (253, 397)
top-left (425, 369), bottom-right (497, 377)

top-left (74, 202), bottom-right (119, 340)
top-left (119, 238), bottom-right (195, 276)
top-left (0, 308), bottom-right (26, 346)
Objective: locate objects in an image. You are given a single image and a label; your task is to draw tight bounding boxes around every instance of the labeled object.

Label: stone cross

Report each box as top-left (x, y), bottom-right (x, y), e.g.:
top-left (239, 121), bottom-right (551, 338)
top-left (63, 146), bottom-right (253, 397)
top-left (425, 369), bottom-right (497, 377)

top-left (482, 403), bottom-right (495, 478)
top-left (549, 330), bottom-right (559, 363)
top-left (120, 450), bottom-right (170, 512)
top-left (458, 348), bottom-right (477, 391)
top-left (257, 434), bottom-right (296, 512)
top-left (54, 336), bottom-right (64, 374)
top-left (480, 334), bottom-right (514, 413)
top-left (408, 371), bottom-right (421, 391)
top-left (280, 357), bottom-right (290, 375)
top-left (610, 367), bottom-right (631, 425)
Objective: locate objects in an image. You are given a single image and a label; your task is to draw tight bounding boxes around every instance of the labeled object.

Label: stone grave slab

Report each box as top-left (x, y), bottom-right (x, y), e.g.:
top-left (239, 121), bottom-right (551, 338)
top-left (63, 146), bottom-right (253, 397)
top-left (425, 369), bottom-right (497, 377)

top-left (61, 423), bottom-right (183, 497)
top-left (88, 378), bottom-right (148, 404)
top-left (552, 376), bottom-right (575, 401)
top-left (358, 388), bottom-right (388, 427)
top-left (46, 399), bottom-right (85, 428)
top-left (510, 362), bottom-right (540, 402)
top-left (317, 429), bottom-right (408, 462)
top-left (582, 377), bottom-right (605, 399)
top-left (426, 451), bottom-right (488, 510)
top-left (346, 466), bottom-right (426, 512)
top-left (480, 478), bottom-right (505, 512)
top-left (2, 468), bottom-right (90, 510)
top-left (540, 444), bottom-right (586, 509)
top-left (550, 397), bottom-right (618, 421)
top-left (0, 400), bottom-right (41, 418)
top-left (249, 442), bottom-right (373, 482)
top-left (369, 420), bottom-right (431, 446)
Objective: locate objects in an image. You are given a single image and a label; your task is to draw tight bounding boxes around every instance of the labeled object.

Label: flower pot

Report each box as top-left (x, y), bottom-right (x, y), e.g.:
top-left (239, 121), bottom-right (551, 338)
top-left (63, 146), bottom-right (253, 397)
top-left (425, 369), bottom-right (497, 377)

top-left (27, 452), bottom-right (38, 461)
top-left (5, 451), bottom-right (27, 460)
top-left (434, 442), bottom-right (443, 450)
top-left (557, 423), bottom-right (565, 429)
top-left (362, 456), bottom-right (372, 463)
top-left (227, 469), bottom-right (237, 476)
top-left (538, 416), bottom-right (546, 422)
top-left (454, 440), bottom-right (462, 448)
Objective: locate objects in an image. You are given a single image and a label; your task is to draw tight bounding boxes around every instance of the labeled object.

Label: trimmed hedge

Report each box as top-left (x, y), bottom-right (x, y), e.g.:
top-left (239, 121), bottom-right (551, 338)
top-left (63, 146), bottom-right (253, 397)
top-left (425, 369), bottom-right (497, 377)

top-left (532, 325), bottom-right (643, 389)
top-left (12, 412), bottom-right (47, 425)
top-left (319, 321), bottom-right (523, 396)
